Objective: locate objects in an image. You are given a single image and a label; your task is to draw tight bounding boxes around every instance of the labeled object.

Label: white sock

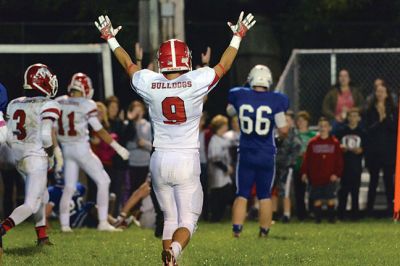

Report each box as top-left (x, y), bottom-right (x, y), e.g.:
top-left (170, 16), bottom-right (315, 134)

top-left (33, 202), bottom-right (46, 227)
top-left (60, 186), bottom-right (75, 226)
top-left (284, 212), bottom-right (291, 218)
top-left (96, 181), bottom-right (110, 221)
top-left (170, 241), bottom-right (182, 259)
top-left (10, 205), bottom-right (33, 225)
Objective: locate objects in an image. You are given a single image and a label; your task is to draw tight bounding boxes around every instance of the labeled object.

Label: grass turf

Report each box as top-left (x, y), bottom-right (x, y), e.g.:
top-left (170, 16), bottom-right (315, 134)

top-left (1, 219), bottom-right (400, 265)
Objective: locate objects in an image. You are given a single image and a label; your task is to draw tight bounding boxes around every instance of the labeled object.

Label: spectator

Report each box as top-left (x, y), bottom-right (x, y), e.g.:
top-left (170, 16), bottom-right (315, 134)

top-left (224, 115), bottom-right (240, 184)
top-left (125, 100), bottom-right (152, 209)
top-left (0, 144), bottom-right (24, 218)
top-left (105, 96), bottom-right (128, 215)
top-left (364, 83), bottom-right (397, 215)
top-left (301, 117), bottom-right (343, 223)
top-left (336, 108), bottom-right (365, 220)
top-left (199, 112), bottom-right (209, 220)
top-left (275, 111), bottom-right (302, 223)
top-left (294, 111), bottom-right (317, 220)
top-left (208, 115), bottom-right (234, 222)
top-left (322, 69), bottom-right (364, 133)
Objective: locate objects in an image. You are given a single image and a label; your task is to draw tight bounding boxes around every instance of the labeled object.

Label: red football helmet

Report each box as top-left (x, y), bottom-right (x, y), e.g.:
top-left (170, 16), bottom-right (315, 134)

top-left (23, 63), bottom-right (58, 97)
top-left (68, 73), bottom-right (94, 99)
top-left (157, 39), bottom-right (192, 73)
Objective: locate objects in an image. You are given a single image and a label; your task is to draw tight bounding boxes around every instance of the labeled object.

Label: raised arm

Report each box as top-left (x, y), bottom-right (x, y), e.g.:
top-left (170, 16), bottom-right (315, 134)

top-left (95, 15), bottom-right (140, 78)
top-left (214, 12), bottom-right (256, 78)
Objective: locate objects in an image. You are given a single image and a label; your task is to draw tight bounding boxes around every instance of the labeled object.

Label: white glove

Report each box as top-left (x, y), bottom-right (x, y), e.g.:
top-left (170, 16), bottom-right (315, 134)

top-left (227, 12), bottom-right (256, 38)
top-left (110, 140), bottom-right (130, 160)
top-left (54, 146), bottom-right (64, 173)
top-left (94, 15), bottom-right (122, 40)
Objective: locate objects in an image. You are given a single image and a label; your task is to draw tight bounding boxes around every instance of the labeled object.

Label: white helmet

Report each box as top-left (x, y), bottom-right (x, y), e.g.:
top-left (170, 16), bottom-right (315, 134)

top-left (247, 64), bottom-right (273, 89)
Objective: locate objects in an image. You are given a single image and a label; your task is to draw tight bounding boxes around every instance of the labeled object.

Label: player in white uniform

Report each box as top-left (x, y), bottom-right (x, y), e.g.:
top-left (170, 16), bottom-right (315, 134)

top-left (0, 83), bottom-right (8, 143)
top-left (95, 12), bottom-right (255, 265)
top-left (0, 64), bottom-right (60, 252)
top-left (55, 73), bottom-right (129, 232)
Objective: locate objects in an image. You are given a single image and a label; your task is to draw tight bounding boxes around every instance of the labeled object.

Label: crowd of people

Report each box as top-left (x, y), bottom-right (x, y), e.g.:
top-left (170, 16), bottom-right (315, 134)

top-left (0, 68), bottom-right (398, 235)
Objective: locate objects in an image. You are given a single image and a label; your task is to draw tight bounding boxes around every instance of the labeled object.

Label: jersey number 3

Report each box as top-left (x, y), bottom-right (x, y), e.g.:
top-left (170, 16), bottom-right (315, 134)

top-left (13, 109), bottom-right (27, 140)
top-left (239, 104), bottom-right (272, 135)
top-left (162, 97), bottom-right (187, 124)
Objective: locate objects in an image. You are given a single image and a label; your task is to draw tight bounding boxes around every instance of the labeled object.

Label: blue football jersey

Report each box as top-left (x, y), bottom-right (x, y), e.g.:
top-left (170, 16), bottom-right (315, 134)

top-left (48, 182), bottom-right (86, 217)
top-left (228, 87), bottom-right (289, 154)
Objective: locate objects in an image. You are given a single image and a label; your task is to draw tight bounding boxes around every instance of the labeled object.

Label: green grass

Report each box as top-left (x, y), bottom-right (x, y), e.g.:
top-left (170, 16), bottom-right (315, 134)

top-left (1, 220), bottom-right (400, 266)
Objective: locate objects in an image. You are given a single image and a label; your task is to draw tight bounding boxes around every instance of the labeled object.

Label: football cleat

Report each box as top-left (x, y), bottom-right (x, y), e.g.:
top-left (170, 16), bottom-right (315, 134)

top-left (161, 248), bottom-right (178, 266)
top-left (259, 228), bottom-right (270, 238)
top-left (97, 221), bottom-right (123, 232)
top-left (37, 237), bottom-right (54, 246)
top-left (61, 226), bottom-right (73, 233)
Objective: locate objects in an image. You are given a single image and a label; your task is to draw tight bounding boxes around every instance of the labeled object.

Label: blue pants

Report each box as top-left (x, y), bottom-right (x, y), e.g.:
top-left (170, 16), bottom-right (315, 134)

top-left (236, 148), bottom-right (276, 200)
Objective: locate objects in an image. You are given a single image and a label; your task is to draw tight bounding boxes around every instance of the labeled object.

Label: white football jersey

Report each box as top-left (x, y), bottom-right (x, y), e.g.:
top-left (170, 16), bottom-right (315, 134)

top-left (131, 67), bottom-right (219, 150)
top-left (56, 95), bottom-right (100, 144)
top-left (6, 96), bottom-right (60, 158)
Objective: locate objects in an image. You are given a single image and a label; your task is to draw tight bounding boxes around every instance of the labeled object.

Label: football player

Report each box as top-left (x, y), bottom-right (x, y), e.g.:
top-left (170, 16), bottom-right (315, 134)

top-left (227, 65), bottom-right (289, 237)
top-left (0, 83), bottom-right (8, 143)
top-left (0, 63), bottom-right (60, 251)
top-left (55, 73), bottom-right (129, 232)
top-left (95, 11), bottom-right (255, 265)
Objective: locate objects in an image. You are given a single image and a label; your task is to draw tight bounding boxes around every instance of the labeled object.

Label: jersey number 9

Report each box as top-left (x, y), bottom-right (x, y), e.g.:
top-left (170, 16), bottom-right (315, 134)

top-left (162, 97), bottom-right (187, 125)
top-left (239, 104), bottom-right (272, 135)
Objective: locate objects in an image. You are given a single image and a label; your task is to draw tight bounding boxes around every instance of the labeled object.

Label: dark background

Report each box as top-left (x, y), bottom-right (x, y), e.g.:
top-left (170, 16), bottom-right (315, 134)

top-left (1, 0), bottom-right (400, 117)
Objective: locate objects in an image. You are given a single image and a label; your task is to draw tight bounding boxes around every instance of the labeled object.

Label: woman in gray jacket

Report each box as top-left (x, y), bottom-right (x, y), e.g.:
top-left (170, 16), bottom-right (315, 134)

top-left (125, 100), bottom-right (153, 202)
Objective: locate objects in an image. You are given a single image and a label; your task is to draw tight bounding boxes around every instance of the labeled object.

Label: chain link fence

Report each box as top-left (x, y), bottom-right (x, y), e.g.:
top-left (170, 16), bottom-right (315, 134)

top-left (277, 49), bottom-right (400, 123)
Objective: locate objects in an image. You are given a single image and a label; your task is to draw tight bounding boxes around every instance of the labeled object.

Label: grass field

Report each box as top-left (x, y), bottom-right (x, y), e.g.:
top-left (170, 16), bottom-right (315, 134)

top-left (1, 219), bottom-right (400, 266)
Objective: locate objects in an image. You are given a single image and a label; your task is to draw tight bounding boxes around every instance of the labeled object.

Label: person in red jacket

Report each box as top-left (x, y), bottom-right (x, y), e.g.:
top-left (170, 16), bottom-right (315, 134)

top-left (301, 117), bottom-right (343, 223)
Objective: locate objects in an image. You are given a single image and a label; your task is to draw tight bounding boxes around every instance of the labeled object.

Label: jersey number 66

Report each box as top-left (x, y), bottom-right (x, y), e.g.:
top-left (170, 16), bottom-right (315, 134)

top-left (239, 104), bottom-right (272, 136)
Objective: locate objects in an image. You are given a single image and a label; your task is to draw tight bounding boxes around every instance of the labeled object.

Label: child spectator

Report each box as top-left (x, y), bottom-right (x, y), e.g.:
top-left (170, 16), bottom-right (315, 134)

top-left (301, 117), bottom-right (343, 223)
top-left (294, 111), bottom-right (317, 220)
top-left (336, 108), bottom-right (365, 220)
top-left (276, 111), bottom-right (302, 223)
top-left (208, 115), bottom-right (234, 222)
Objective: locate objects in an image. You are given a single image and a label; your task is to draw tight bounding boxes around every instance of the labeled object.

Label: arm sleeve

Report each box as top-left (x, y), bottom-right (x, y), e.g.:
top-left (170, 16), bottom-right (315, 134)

top-left (275, 112), bottom-right (287, 128)
top-left (41, 119), bottom-right (54, 148)
top-left (40, 101), bottom-right (60, 148)
top-left (85, 100), bottom-right (103, 132)
top-left (88, 116), bottom-right (103, 132)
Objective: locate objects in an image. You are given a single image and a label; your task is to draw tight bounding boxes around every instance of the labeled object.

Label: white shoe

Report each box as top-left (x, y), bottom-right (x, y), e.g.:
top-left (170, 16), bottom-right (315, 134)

top-left (97, 221), bottom-right (123, 232)
top-left (61, 226), bottom-right (73, 233)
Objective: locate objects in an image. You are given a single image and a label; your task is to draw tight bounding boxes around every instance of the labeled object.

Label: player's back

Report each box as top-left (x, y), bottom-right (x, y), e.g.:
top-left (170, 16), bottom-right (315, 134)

top-left (228, 87), bottom-right (289, 154)
top-left (56, 95), bottom-right (97, 144)
top-left (131, 67), bottom-right (218, 150)
top-left (7, 96), bottom-right (60, 158)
